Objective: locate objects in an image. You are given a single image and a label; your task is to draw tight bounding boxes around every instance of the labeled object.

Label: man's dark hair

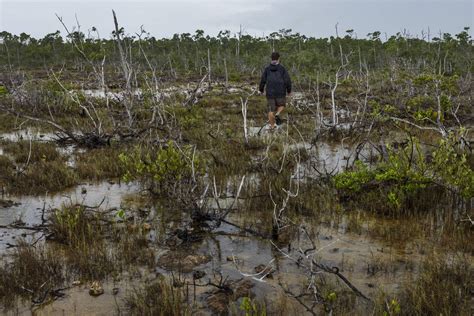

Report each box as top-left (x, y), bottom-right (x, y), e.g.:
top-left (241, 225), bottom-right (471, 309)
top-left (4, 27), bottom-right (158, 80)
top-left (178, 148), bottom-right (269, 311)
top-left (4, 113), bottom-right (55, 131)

top-left (271, 52), bottom-right (280, 61)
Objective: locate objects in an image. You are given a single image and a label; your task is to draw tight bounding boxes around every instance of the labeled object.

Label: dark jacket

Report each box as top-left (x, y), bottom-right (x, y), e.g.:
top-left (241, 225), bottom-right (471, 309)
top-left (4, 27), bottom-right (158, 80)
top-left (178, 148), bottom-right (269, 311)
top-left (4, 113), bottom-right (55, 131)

top-left (259, 63), bottom-right (292, 98)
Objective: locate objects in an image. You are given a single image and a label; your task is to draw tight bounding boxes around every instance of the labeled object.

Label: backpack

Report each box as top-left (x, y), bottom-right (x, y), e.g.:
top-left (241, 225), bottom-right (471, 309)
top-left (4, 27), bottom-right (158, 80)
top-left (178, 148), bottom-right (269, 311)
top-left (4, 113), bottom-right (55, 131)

top-left (266, 65), bottom-right (285, 96)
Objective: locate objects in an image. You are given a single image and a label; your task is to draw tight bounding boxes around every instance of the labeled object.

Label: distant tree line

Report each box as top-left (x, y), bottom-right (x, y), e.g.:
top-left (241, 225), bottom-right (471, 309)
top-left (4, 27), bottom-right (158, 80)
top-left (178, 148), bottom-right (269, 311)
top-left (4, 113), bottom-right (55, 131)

top-left (0, 26), bottom-right (472, 84)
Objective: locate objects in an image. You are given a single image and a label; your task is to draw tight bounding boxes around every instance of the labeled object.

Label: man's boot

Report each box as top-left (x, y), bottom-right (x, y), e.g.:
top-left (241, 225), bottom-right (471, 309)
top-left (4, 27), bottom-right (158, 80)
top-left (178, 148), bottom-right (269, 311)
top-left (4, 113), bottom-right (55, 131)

top-left (275, 113), bottom-right (282, 126)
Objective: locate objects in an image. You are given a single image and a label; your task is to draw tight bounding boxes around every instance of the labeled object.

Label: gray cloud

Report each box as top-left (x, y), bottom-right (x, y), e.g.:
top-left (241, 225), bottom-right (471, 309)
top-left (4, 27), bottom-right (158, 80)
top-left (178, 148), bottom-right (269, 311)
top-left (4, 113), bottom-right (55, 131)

top-left (1, 0), bottom-right (472, 39)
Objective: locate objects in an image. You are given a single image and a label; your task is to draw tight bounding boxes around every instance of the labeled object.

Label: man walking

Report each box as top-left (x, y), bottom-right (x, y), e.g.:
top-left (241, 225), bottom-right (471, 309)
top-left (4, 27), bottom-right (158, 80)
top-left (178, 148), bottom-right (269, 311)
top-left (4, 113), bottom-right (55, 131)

top-left (259, 52), bottom-right (292, 130)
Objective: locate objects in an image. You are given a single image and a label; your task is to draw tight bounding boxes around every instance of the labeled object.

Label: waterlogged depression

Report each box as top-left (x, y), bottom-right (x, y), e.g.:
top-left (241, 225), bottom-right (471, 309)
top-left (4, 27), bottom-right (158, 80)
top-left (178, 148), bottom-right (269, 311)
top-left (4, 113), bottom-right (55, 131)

top-left (4, 198), bottom-right (429, 315)
top-left (0, 182), bottom-right (137, 252)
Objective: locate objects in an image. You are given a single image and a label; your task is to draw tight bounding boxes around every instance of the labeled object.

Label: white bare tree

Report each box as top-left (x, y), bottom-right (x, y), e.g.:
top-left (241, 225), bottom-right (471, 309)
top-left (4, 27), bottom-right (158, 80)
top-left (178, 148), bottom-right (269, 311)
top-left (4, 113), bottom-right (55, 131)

top-left (240, 89), bottom-right (256, 143)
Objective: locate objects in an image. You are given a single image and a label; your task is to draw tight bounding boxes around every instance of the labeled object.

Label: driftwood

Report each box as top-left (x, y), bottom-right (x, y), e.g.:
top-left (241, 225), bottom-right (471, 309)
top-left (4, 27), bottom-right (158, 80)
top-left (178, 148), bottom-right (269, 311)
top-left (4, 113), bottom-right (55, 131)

top-left (183, 74), bottom-right (208, 106)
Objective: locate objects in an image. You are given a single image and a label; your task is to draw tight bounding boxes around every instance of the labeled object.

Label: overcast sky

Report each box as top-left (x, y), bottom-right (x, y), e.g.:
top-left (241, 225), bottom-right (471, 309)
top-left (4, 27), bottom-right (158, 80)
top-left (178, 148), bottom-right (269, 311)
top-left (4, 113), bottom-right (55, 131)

top-left (1, 0), bottom-right (473, 39)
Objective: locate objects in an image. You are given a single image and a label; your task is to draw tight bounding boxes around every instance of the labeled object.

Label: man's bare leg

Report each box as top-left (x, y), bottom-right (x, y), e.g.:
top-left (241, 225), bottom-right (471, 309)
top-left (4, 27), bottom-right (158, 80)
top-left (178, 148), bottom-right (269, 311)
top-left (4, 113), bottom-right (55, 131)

top-left (268, 111), bottom-right (276, 129)
top-left (274, 106), bottom-right (284, 126)
top-left (275, 106), bottom-right (284, 116)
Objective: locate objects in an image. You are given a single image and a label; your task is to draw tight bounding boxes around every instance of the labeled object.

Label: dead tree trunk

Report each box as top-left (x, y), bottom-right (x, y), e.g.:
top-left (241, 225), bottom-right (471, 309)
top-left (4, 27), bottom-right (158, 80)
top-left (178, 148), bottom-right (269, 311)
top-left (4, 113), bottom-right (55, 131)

top-left (112, 10), bottom-right (131, 90)
top-left (240, 89), bottom-right (256, 143)
top-left (112, 10), bottom-right (134, 127)
top-left (224, 58), bottom-right (228, 88)
top-left (207, 48), bottom-right (211, 88)
top-left (330, 67), bottom-right (341, 125)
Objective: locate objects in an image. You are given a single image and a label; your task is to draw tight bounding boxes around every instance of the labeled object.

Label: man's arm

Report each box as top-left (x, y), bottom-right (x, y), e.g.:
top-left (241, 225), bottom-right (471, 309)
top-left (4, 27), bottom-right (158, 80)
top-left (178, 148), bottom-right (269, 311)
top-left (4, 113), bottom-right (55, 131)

top-left (259, 68), bottom-right (267, 93)
top-left (283, 68), bottom-right (292, 95)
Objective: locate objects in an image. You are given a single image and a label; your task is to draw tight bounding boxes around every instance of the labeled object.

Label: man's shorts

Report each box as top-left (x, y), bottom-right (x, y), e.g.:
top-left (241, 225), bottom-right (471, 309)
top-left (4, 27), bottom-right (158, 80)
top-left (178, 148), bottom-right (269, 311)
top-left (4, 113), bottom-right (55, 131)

top-left (267, 97), bottom-right (286, 112)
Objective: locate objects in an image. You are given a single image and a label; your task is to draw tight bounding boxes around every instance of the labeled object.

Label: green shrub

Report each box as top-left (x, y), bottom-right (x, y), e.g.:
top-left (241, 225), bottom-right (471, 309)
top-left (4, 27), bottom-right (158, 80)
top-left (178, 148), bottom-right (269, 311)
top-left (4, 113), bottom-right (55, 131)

top-left (334, 160), bottom-right (374, 192)
top-left (433, 133), bottom-right (474, 198)
top-left (119, 141), bottom-right (203, 198)
top-left (334, 135), bottom-right (473, 211)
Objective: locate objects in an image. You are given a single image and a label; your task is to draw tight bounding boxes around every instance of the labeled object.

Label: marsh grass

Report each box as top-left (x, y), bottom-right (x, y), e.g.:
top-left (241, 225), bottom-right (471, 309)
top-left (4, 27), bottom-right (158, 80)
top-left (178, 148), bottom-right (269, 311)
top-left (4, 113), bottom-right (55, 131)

top-left (261, 294), bottom-right (302, 315)
top-left (75, 146), bottom-right (125, 180)
top-left (0, 140), bottom-right (77, 195)
top-left (48, 205), bottom-right (116, 279)
top-left (0, 202), bottom-right (161, 311)
top-left (207, 140), bottom-right (254, 183)
top-left (116, 229), bottom-right (156, 268)
top-left (197, 94), bottom-right (242, 110)
top-left (48, 205), bottom-right (103, 246)
top-left (20, 161), bottom-right (77, 194)
top-left (1, 140), bottom-right (62, 163)
top-left (0, 241), bottom-right (64, 309)
top-left (385, 254), bottom-right (473, 315)
top-left (48, 203), bottom-right (158, 281)
top-left (0, 113), bottom-right (17, 132)
top-left (0, 154), bottom-right (14, 193)
top-left (365, 208), bottom-right (474, 253)
top-left (126, 277), bottom-right (191, 316)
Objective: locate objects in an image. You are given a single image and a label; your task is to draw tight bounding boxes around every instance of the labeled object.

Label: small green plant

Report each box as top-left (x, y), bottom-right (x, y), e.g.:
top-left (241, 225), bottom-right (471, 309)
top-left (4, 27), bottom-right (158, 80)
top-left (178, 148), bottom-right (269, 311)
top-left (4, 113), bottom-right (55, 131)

top-left (382, 298), bottom-right (401, 316)
top-left (326, 291), bottom-right (337, 302)
top-left (119, 141), bottom-right (204, 198)
top-left (172, 106), bottom-right (204, 129)
top-left (239, 297), bottom-right (266, 316)
top-left (116, 208), bottom-right (126, 220)
top-left (0, 85), bottom-right (8, 95)
top-left (49, 205), bottom-right (98, 246)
